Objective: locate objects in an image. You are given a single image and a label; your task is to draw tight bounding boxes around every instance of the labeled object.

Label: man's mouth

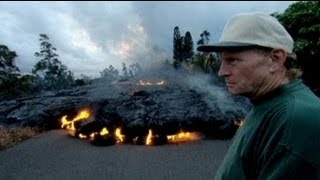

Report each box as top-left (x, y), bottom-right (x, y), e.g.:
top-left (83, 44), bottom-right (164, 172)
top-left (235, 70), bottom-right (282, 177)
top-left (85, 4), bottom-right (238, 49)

top-left (226, 82), bottom-right (236, 87)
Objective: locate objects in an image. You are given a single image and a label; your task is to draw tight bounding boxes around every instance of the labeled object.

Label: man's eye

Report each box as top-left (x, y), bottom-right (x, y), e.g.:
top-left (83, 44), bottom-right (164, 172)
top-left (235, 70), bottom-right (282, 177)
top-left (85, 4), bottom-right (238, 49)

top-left (227, 58), bottom-right (238, 63)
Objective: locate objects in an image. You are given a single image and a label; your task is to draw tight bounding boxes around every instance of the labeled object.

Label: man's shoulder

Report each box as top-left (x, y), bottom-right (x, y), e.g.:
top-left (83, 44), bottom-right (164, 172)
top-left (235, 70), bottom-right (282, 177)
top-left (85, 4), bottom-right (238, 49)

top-left (283, 90), bottom-right (320, 167)
top-left (290, 88), bottom-right (320, 124)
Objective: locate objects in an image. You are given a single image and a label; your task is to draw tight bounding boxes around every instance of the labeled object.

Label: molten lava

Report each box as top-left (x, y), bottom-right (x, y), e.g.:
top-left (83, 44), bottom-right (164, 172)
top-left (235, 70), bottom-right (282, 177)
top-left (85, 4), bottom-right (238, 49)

top-left (100, 127), bottom-right (109, 136)
top-left (145, 129), bottom-right (202, 145)
top-left (60, 109), bottom-right (203, 146)
top-left (137, 80), bottom-right (165, 86)
top-left (115, 128), bottom-right (125, 143)
top-left (61, 109), bottom-right (90, 131)
top-left (146, 129), bottom-right (153, 145)
top-left (167, 131), bottom-right (202, 143)
top-left (79, 133), bottom-right (87, 139)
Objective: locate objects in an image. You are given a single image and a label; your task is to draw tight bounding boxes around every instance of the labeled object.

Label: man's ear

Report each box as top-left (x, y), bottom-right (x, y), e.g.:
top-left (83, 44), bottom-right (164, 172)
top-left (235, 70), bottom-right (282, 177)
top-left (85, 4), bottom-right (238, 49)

top-left (269, 49), bottom-right (287, 73)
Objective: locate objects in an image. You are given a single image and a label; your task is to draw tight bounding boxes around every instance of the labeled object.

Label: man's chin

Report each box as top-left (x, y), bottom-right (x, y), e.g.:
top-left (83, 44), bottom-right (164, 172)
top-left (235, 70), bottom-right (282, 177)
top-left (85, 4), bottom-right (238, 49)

top-left (230, 92), bottom-right (240, 96)
top-left (228, 89), bottom-right (246, 96)
top-left (228, 88), bottom-right (239, 95)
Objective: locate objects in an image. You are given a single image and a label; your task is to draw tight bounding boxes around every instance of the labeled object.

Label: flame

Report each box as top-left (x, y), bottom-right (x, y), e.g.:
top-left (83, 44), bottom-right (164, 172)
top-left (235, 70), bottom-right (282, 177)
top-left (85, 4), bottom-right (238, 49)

top-left (79, 133), bottom-right (87, 139)
top-left (146, 129), bottom-right (153, 145)
top-left (156, 80), bottom-right (165, 85)
top-left (90, 133), bottom-right (96, 139)
top-left (79, 129), bottom-right (109, 140)
top-left (60, 109), bottom-right (203, 146)
top-left (100, 127), bottom-right (109, 136)
top-left (61, 109), bottom-right (90, 131)
top-left (137, 80), bottom-right (165, 86)
top-left (167, 131), bottom-right (202, 143)
top-left (115, 128), bottom-right (125, 143)
top-left (78, 133), bottom-right (97, 139)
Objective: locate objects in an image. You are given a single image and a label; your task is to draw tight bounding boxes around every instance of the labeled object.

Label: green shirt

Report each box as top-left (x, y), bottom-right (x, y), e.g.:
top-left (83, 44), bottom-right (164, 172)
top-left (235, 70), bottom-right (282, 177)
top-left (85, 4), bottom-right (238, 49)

top-left (215, 80), bottom-right (320, 179)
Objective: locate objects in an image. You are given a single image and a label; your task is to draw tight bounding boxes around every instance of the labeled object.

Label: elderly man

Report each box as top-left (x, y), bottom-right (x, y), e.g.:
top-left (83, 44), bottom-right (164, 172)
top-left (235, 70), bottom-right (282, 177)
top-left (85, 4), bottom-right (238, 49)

top-left (198, 12), bottom-right (320, 179)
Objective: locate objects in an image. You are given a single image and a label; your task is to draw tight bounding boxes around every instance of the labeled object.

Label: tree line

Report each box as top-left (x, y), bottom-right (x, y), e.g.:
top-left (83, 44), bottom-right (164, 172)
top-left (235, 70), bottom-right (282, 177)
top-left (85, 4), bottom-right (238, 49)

top-left (0, 34), bottom-right (143, 100)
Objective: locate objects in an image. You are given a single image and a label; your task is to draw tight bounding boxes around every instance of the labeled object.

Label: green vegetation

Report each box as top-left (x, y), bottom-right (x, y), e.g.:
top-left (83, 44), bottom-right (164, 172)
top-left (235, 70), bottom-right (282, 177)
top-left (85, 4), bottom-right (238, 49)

top-left (173, 26), bottom-right (194, 68)
top-left (0, 45), bottom-right (37, 99)
top-left (173, 27), bottom-right (219, 74)
top-left (32, 34), bottom-right (74, 91)
top-left (272, 1), bottom-right (320, 94)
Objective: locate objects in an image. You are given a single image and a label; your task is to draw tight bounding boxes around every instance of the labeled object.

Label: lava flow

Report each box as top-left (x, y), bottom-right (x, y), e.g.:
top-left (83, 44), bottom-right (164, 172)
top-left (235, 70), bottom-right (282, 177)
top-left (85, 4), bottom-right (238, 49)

top-left (60, 109), bottom-right (203, 146)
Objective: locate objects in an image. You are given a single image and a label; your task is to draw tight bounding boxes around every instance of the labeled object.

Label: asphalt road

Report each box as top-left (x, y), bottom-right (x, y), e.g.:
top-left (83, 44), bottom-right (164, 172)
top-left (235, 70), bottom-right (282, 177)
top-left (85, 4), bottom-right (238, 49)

top-left (0, 130), bottom-right (231, 180)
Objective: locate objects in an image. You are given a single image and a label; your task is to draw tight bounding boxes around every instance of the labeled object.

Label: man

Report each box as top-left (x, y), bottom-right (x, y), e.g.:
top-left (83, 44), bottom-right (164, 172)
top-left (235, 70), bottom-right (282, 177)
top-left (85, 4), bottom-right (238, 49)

top-left (198, 12), bottom-right (320, 179)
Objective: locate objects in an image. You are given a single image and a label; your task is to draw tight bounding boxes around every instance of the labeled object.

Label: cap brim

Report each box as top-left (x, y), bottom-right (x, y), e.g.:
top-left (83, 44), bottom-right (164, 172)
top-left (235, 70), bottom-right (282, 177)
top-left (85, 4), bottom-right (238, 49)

top-left (197, 42), bottom-right (257, 52)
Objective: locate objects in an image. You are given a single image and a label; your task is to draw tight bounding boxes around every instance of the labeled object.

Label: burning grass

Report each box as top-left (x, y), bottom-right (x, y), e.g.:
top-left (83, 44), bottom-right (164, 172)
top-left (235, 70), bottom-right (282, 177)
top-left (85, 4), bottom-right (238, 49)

top-left (0, 125), bottom-right (43, 151)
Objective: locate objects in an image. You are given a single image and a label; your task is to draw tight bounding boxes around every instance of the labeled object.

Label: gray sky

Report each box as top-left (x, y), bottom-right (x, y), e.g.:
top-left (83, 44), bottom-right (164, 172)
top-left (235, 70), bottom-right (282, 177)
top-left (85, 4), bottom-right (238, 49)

top-left (0, 1), bottom-right (294, 78)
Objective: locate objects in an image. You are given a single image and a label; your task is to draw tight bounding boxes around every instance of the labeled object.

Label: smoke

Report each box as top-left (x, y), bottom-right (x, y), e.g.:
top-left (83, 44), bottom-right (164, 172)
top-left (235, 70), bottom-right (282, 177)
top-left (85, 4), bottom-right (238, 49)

top-left (185, 73), bottom-right (251, 116)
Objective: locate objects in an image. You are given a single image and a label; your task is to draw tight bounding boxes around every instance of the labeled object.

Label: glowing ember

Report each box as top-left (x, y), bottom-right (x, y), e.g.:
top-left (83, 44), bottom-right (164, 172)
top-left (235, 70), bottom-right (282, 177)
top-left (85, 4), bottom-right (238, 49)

top-left (146, 129), bottom-right (153, 145)
top-left (137, 80), bottom-right (165, 86)
top-left (167, 131), bottom-right (202, 143)
top-left (145, 129), bottom-right (201, 145)
top-left (61, 109), bottom-right (90, 131)
top-left (79, 133), bottom-right (87, 139)
top-left (90, 133), bottom-right (96, 139)
top-left (100, 127), bottom-right (109, 136)
top-left (115, 128), bottom-right (125, 143)
top-left (157, 80), bottom-right (165, 85)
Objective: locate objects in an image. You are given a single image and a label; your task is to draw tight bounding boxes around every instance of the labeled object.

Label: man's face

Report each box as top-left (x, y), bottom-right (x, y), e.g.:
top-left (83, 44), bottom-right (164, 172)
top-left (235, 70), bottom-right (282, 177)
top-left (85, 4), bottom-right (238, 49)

top-left (218, 48), bottom-right (272, 97)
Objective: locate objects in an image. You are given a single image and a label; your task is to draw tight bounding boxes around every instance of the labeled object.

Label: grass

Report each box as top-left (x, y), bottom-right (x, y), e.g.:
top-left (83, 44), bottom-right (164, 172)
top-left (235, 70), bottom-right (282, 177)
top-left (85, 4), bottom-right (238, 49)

top-left (0, 125), bottom-right (43, 151)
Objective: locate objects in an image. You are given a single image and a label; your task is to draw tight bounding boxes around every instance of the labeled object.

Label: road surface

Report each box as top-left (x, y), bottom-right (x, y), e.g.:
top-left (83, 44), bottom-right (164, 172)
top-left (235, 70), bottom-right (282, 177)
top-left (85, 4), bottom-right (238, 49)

top-left (0, 130), bottom-right (231, 180)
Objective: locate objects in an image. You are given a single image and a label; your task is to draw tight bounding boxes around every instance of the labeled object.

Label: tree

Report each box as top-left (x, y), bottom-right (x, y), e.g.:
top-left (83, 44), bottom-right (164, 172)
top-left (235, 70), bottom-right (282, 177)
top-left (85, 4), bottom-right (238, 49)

top-left (197, 30), bottom-right (210, 45)
top-left (181, 31), bottom-right (194, 60)
top-left (173, 27), bottom-right (195, 68)
top-left (272, 1), bottom-right (320, 93)
top-left (121, 62), bottom-right (130, 80)
top-left (100, 65), bottom-right (119, 81)
top-left (32, 34), bottom-right (74, 90)
top-left (192, 30), bottom-right (219, 74)
top-left (0, 45), bottom-right (19, 74)
top-left (128, 62), bottom-right (142, 77)
top-left (0, 45), bottom-right (21, 99)
top-left (74, 74), bottom-right (92, 86)
top-left (173, 26), bottom-right (182, 63)
top-left (191, 53), bottom-right (219, 74)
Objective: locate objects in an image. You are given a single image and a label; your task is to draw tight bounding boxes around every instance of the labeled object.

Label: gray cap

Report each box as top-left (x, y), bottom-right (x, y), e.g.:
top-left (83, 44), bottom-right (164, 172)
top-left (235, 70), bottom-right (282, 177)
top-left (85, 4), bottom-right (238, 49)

top-left (197, 12), bottom-right (294, 53)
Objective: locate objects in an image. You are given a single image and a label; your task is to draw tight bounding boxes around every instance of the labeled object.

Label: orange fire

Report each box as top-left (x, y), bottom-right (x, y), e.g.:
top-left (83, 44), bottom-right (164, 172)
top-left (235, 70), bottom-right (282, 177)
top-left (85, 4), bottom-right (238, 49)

top-left (90, 133), bottom-right (96, 139)
top-left (115, 128), bottom-right (125, 143)
top-left (100, 127), bottom-right (109, 136)
top-left (167, 131), bottom-right (202, 143)
top-left (77, 132), bottom-right (97, 139)
top-left (60, 110), bottom-right (202, 146)
top-left (145, 129), bottom-right (202, 145)
top-left (61, 109), bottom-right (91, 131)
top-left (137, 80), bottom-right (165, 86)
top-left (79, 133), bottom-right (87, 139)
top-left (146, 129), bottom-right (153, 145)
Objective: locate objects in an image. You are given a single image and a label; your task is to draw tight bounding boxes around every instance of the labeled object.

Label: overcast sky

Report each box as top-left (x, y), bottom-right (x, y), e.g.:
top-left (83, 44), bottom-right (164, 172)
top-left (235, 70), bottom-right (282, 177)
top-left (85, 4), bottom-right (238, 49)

top-left (0, 1), bottom-right (294, 78)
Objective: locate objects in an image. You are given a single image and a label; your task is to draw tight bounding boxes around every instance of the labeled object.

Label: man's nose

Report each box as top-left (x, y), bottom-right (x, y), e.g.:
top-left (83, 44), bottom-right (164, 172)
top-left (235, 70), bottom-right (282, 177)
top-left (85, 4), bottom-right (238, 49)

top-left (218, 61), bottom-right (230, 77)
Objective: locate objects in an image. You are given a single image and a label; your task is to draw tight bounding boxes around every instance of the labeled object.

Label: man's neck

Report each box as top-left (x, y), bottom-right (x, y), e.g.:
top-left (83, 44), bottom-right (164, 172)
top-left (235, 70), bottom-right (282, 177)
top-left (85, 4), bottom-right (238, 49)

top-left (251, 74), bottom-right (289, 101)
